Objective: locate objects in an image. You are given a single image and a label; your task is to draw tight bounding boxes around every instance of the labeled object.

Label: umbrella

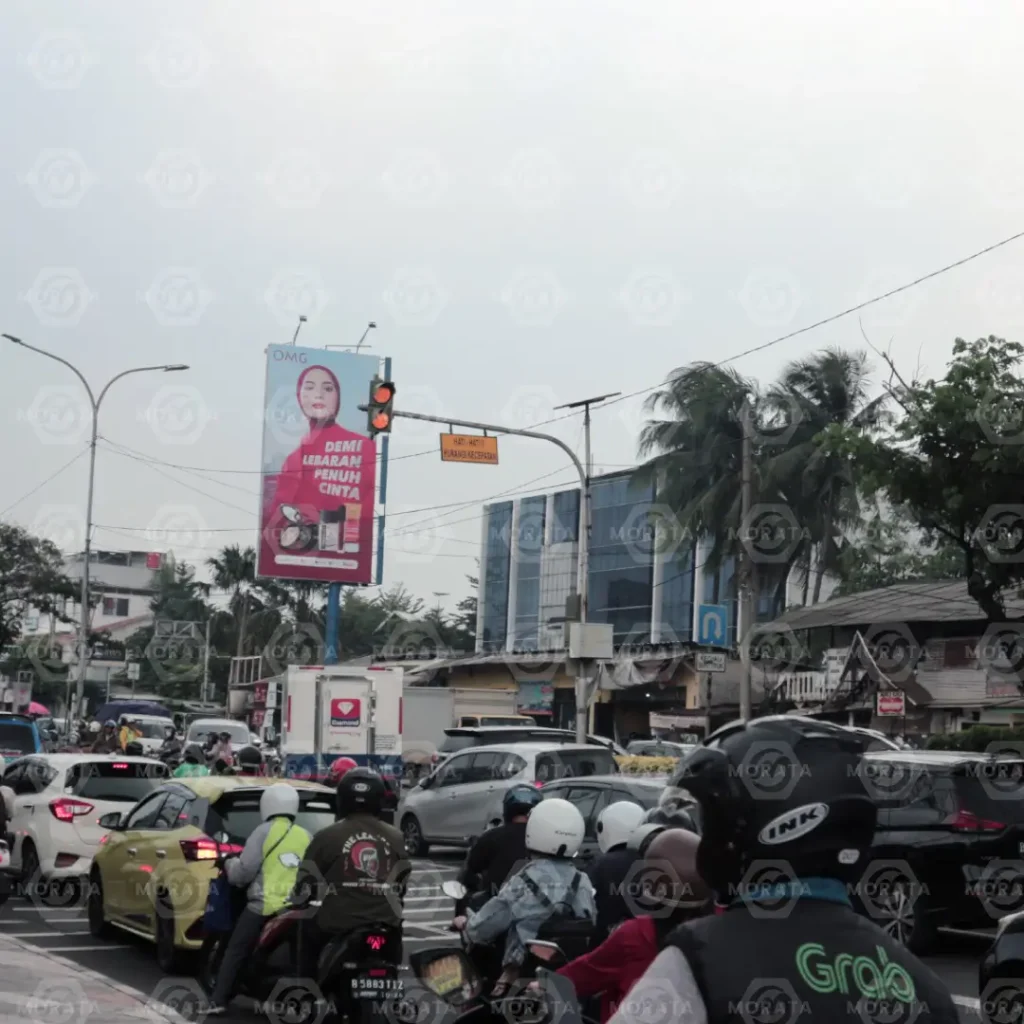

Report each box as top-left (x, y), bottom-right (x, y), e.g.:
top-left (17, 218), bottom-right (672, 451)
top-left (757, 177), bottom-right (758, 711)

top-left (28, 701), bottom-right (49, 716)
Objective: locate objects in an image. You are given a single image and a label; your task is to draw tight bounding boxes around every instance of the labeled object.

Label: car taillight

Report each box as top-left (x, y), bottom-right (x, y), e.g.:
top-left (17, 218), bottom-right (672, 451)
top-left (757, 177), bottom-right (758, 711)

top-left (945, 809), bottom-right (1006, 832)
top-left (111, 763), bottom-right (129, 769)
top-left (533, 780), bottom-right (544, 788)
top-left (179, 837), bottom-right (244, 861)
top-left (50, 798), bottom-right (93, 822)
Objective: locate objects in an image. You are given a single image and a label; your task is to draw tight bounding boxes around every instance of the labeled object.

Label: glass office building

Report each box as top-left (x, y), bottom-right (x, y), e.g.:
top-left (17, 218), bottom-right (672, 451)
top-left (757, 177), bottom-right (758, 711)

top-left (476, 470), bottom-right (749, 654)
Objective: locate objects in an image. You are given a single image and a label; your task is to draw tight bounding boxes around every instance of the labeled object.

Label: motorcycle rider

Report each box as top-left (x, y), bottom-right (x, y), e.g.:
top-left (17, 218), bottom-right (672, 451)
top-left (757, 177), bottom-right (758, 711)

top-left (606, 716), bottom-right (958, 1024)
top-left (117, 717), bottom-right (141, 752)
top-left (557, 828), bottom-right (711, 1022)
top-left (294, 768), bottom-right (410, 982)
top-left (91, 720), bottom-right (119, 754)
top-left (208, 784), bottom-right (312, 1014)
top-left (173, 743), bottom-right (210, 778)
top-left (157, 724), bottom-right (181, 761)
top-left (208, 731), bottom-right (234, 767)
top-left (236, 745), bottom-right (264, 776)
top-left (452, 798), bottom-right (596, 991)
top-left (457, 785), bottom-right (542, 914)
top-left (587, 801), bottom-right (646, 942)
top-left (325, 755), bottom-right (358, 788)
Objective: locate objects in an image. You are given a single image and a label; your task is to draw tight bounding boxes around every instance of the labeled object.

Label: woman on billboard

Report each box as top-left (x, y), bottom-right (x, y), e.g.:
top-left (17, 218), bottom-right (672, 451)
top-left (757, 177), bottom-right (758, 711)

top-left (265, 363), bottom-right (374, 564)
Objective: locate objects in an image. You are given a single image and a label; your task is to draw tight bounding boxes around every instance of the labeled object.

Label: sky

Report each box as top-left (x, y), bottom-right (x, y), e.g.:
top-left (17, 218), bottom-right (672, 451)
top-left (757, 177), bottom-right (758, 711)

top-left (2, 0), bottom-right (1023, 616)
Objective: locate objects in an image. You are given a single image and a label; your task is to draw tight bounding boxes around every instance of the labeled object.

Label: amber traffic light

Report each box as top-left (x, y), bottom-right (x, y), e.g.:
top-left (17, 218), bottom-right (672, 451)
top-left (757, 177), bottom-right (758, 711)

top-left (367, 378), bottom-right (396, 438)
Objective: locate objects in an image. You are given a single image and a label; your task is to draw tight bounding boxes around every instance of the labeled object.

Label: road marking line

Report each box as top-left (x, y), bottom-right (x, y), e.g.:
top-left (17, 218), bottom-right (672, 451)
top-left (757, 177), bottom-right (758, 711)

top-left (32, 945), bottom-right (133, 952)
top-left (403, 895), bottom-right (449, 903)
top-left (3, 931), bottom-right (92, 937)
top-left (953, 996), bottom-right (981, 1012)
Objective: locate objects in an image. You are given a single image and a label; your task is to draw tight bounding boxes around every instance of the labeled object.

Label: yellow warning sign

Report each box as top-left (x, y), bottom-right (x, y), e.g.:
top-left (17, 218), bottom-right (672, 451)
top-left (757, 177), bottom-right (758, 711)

top-left (440, 433), bottom-right (499, 465)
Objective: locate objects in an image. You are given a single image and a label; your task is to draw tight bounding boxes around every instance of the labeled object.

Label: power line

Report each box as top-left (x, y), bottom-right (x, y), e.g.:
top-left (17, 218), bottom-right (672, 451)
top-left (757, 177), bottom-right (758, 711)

top-left (592, 227), bottom-right (1024, 417)
top-left (1, 447), bottom-right (90, 517)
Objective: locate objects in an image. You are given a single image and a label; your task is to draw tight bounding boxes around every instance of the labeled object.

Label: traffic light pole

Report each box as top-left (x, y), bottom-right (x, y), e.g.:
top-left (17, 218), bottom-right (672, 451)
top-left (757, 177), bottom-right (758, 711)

top-left (388, 408), bottom-right (593, 744)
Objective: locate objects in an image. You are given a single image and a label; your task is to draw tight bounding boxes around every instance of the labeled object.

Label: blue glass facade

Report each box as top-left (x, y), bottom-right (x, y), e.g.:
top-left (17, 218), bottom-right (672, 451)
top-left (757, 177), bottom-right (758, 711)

top-left (480, 502), bottom-right (512, 652)
top-left (588, 474), bottom-right (655, 644)
top-left (513, 496), bottom-right (546, 647)
top-left (478, 474), bottom-right (788, 653)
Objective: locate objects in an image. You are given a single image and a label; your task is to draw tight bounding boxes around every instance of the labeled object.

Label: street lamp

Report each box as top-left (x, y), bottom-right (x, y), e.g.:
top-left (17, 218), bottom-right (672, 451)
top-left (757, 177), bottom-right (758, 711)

top-left (2, 333), bottom-right (189, 726)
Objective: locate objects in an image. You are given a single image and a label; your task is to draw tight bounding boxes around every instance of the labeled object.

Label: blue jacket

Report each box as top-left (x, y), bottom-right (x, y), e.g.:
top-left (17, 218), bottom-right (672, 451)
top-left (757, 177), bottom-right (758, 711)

top-left (466, 857), bottom-right (596, 966)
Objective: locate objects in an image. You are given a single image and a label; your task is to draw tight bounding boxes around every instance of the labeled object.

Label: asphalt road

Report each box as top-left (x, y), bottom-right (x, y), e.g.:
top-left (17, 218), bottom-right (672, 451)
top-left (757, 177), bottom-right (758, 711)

top-left (0, 851), bottom-right (991, 1023)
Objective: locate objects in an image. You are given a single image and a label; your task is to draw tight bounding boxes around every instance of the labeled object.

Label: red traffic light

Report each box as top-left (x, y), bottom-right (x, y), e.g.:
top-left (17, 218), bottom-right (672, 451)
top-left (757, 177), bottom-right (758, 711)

top-left (371, 411), bottom-right (391, 430)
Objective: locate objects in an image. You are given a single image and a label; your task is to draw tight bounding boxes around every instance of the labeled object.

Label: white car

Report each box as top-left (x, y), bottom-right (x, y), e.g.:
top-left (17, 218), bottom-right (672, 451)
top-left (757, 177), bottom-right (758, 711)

top-left (1, 753), bottom-right (170, 888)
top-left (125, 714), bottom-right (177, 756)
top-left (184, 718), bottom-right (258, 751)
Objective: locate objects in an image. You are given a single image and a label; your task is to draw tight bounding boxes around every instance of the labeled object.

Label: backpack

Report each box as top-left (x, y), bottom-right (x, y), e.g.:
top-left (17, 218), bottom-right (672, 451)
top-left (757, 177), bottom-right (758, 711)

top-left (523, 869), bottom-right (594, 957)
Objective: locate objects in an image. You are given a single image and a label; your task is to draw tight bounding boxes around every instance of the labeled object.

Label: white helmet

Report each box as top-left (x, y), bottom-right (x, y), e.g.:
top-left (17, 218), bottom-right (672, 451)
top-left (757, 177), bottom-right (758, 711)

top-left (525, 798), bottom-right (585, 858)
top-left (260, 784), bottom-right (299, 821)
top-left (596, 801), bottom-right (646, 854)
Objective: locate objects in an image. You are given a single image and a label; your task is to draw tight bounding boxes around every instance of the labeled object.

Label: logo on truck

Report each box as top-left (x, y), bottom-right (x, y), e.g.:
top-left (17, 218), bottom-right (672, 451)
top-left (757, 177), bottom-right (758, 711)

top-left (330, 698), bottom-right (362, 728)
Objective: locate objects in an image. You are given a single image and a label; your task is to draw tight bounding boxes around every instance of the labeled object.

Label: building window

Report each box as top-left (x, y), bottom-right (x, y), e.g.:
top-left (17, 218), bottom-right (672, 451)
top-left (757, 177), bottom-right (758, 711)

top-left (481, 502), bottom-right (513, 652)
top-left (551, 490), bottom-right (580, 544)
top-left (102, 596), bottom-right (130, 618)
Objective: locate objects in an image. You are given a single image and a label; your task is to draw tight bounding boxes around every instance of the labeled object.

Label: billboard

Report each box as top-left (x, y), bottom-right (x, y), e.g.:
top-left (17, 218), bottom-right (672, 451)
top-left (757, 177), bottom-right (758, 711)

top-left (258, 344), bottom-right (379, 584)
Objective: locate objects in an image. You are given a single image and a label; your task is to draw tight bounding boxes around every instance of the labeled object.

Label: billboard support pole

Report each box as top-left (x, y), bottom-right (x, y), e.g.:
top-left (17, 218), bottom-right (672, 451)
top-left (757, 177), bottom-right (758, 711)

top-left (383, 406), bottom-right (591, 744)
top-left (325, 585), bottom-right (341, 665)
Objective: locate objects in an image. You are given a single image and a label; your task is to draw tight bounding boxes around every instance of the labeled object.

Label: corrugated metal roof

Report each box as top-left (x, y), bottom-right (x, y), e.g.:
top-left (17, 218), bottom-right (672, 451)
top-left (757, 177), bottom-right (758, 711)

top-left (772, 579), bottom-right (1024, 630)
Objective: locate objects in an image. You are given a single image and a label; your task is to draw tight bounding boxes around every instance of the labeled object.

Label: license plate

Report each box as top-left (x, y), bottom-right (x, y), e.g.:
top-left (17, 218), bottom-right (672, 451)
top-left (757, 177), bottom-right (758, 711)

top-left (351, 976), bottom-right (402, 999)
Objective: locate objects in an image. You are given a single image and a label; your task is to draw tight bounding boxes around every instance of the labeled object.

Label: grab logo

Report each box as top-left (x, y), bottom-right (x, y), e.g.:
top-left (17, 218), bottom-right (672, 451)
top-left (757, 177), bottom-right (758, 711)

top-left (330, 698), bottom-right (361, 728)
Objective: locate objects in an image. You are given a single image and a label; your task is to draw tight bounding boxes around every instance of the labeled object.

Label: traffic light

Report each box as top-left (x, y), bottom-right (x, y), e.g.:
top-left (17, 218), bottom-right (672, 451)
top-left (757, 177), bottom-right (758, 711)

top-left (366, 378), bottom-right (396, 438)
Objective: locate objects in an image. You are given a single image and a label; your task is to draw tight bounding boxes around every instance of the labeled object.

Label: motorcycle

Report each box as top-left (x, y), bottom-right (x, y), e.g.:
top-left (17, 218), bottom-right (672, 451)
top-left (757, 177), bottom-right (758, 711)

top-left (200, 847), bottom-right (403, 1023)
top-left (0, 838), bottom-right (13, 907)
top-left (405, 938), bottom-right (596, 1024)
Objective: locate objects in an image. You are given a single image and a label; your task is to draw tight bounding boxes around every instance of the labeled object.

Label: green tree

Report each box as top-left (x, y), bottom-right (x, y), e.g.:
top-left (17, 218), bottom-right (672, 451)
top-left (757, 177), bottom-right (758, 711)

top-left (823, 336), bottom-right (1024, 621)
top-left (449, 573), bottom-right (478, 651)
top-left (831, 506), bottom-right (965, 597)
top-left (0, 523), bottom-right (76, 652)
top-left (204, 545), bottom-right (257, 662)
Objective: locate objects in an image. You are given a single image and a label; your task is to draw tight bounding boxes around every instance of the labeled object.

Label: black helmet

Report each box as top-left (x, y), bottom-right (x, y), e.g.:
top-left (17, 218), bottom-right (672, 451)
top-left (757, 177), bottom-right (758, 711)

top-left (336, 767), bottom-right (386, 818)
top-left (503, 784), bottom-right (543, 822)
top-left (670, 716), bottom-right (878, 895)
top-left (237, 745), bottom-right (263, 769)
top-left (124, 740), bottom-right (144, 757)
top-left (183, 743), bottom-right (204, 764)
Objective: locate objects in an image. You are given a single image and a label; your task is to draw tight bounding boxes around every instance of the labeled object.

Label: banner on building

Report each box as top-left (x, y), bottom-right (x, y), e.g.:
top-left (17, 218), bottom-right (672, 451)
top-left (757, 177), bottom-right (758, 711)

top-left (517, 682), bottom-right (553, 715)
top-left (258, 345), bottom-right (379, 584)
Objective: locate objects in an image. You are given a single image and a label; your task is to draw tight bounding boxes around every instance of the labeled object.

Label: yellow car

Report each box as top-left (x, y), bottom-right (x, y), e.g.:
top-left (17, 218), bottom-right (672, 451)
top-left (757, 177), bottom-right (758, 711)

top-left (86, 775), bottom-right (335, 972)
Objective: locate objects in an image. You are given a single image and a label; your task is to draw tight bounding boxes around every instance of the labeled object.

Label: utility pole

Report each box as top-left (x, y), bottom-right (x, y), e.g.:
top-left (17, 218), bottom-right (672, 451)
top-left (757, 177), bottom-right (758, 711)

top-left (739, 396), bottom-right (755, 721)
top-left (2, 334), bottom-right (188, 733)
top-left (291, 315), bottom-right (307, 345)
top-left (555, 393), bottom-right (621, 740)
top-left (202, 617), bottom-right (212, 704)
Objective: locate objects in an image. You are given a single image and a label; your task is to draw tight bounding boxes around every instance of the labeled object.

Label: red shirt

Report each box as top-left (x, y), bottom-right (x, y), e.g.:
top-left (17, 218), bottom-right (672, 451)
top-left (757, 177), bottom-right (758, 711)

top-left (272, 423), bottom-right (373, 511)
top-left (557, 916), bottom-right (659, 1023)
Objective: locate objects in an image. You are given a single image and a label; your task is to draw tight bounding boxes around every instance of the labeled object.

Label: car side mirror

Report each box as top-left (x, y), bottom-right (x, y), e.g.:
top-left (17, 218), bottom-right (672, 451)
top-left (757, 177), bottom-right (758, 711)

top-left (419, 774), bottom-right (433, 789)
top-left (98, 811), bottom-right (124, 830)
top-left (441, 880), bottom-right (467, 900)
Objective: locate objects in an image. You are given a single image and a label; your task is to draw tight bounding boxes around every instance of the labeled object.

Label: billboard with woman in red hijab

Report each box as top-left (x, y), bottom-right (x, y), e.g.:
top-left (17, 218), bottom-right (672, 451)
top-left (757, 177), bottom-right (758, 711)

top-left (258, 344), bottom-right (379, 583)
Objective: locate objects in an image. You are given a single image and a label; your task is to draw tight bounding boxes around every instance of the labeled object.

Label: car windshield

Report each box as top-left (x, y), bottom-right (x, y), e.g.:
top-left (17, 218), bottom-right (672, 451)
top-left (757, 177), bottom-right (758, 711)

top-left (66, 760), bottom-right (169, 801)
top-left (0, 722), bottom-right (35, 756)
top-left (134, 721), bottom-right (172, 739)
top-left (188, 723), bottom-right (249, 746)
top-left (207, 791), bottom-right (336, 844)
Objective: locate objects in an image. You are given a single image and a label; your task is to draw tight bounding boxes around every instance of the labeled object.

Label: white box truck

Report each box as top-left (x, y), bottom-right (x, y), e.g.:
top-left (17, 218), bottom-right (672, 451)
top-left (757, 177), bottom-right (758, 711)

top-left (280, 665), bottom-right (403, 783)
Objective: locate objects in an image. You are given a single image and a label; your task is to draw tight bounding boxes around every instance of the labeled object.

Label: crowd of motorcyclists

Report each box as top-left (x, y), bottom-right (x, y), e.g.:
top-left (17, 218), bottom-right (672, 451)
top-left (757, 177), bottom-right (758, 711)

top-left (201, 715), bottom-right (959, 1022)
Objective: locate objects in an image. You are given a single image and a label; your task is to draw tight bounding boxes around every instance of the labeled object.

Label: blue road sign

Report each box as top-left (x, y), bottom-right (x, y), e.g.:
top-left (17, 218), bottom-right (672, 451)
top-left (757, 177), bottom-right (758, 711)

top-left (697, 604), bottom-right (728, 646)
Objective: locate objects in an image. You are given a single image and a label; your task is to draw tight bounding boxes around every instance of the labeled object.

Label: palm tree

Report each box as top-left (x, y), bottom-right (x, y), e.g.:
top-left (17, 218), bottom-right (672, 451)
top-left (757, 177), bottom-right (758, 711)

top-left (765, 348), bottom-right (889, 602)
top-left (205, 545), bottom-right (257, 663)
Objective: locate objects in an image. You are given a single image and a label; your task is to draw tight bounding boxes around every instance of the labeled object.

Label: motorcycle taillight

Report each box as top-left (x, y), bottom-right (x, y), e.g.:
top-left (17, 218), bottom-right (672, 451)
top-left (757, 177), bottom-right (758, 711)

top-left (366, 935), bottom-right (386, 951)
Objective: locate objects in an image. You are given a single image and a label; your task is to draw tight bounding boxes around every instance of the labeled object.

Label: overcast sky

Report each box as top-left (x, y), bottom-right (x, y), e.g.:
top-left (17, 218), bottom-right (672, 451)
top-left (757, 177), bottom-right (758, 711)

top-left (2, 0), bottom-right (1022, 614)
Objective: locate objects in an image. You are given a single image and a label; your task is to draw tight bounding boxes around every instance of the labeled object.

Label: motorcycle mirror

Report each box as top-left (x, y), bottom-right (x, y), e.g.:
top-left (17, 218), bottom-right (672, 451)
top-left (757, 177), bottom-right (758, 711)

top-left (441, 880), bottom-right (467, 900)
top-left (214, 831), bottom-right (231, 845)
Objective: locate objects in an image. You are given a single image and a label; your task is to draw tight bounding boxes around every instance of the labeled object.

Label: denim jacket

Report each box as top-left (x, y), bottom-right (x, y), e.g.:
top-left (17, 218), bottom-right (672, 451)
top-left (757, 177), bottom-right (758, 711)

top-left (465, 857), bottom-right (596, 966)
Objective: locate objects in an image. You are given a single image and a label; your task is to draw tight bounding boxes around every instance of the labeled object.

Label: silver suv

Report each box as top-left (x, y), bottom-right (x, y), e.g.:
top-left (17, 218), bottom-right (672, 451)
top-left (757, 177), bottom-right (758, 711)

top-left (397, 741), bottom-right (618, 856)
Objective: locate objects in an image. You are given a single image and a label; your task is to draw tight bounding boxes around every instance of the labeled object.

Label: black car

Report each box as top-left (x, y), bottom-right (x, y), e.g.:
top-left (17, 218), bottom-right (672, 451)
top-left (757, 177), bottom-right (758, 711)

top-left (856, 750), bottom-right (1024, 953)
top-left (540, 775), bottom-right (664, 866)
top-left (979, 909), bottom-right (1024, 1004)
